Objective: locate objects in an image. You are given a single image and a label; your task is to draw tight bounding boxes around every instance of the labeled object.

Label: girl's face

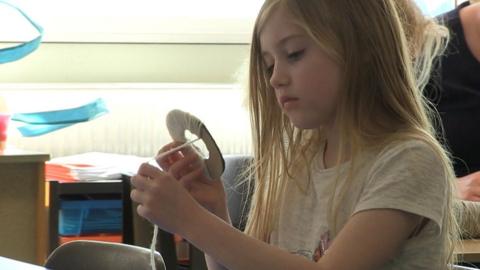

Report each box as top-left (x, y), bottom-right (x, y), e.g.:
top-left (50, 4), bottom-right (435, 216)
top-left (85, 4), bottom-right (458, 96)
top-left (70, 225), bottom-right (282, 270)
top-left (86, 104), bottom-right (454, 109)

top-left (259, 6), bottom-right (341, 130)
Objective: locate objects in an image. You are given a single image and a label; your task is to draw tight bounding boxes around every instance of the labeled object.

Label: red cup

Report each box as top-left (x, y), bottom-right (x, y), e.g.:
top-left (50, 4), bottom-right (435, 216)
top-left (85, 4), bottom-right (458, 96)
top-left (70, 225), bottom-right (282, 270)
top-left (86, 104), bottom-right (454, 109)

top-left (0, 113), bottom-right (10, 151)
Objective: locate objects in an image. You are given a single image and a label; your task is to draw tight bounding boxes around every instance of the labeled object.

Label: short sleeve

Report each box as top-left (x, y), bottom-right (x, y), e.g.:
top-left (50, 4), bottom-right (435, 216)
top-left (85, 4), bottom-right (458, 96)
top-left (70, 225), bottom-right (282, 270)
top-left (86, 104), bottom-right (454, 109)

top-left (353, 140), bottom-right (449, 233)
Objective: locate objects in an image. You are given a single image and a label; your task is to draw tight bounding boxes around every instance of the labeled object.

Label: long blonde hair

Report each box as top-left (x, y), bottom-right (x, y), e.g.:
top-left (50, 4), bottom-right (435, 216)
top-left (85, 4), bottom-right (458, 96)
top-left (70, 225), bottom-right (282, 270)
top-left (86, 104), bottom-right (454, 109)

top-left (244, 0), bottom-right (458, 267)
top-left (394, 0), bottom-right (450, 92)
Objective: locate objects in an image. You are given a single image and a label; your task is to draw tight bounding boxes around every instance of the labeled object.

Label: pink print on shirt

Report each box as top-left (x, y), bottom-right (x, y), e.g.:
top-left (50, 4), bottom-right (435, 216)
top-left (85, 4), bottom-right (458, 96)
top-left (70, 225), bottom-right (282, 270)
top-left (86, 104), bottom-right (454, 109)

top-left (313, 231), bottom-right (331, 262)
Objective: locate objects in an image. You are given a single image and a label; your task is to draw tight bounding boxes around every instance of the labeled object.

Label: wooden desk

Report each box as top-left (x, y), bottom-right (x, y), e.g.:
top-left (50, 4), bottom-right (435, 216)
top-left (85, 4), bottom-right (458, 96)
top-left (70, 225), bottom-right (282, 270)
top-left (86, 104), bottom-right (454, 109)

top-left (0, 150), bottom-right (50, 265)
top-left (0, 256), bottom-right (48, 269)
top-left (457, 239), bottom-right (480, 263)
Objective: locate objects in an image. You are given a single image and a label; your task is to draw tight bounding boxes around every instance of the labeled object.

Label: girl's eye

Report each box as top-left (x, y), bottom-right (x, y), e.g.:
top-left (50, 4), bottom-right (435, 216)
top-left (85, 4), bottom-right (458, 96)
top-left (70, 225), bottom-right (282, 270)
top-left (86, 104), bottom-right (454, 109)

top-left (265, 65), bottom-right (274, 76)
top-left (287, 49), bottom-right (305, 62)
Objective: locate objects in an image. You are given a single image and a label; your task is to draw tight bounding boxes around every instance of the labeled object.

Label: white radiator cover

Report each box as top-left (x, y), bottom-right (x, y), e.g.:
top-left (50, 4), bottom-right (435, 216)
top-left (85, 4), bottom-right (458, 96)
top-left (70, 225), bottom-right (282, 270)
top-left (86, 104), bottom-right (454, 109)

top-left (0, 83), bottom-right (252, 158)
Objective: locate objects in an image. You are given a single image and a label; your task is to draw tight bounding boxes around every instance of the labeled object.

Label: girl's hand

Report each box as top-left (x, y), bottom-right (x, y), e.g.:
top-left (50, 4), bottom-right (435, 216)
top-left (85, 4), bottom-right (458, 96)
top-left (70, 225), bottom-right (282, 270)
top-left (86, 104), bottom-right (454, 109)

top-left (457, 171), bottom-right (480, 201)
top-left (155, 141), bottom-right (229, 221)
top-left (130, 163), bottom-right (200, 234)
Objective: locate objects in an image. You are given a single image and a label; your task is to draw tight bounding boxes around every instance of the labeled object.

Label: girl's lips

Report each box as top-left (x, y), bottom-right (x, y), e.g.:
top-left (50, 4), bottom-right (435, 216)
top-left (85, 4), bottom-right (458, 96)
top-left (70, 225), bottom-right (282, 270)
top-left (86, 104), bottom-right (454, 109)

top-left (279, 96), bottom-right (299, 108)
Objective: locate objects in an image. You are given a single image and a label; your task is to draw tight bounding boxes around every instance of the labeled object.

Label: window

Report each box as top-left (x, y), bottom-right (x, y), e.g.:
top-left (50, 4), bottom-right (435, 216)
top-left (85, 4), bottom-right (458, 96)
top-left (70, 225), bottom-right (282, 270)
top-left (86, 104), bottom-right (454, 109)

top-left (415, 0), bottom-right (456, 16)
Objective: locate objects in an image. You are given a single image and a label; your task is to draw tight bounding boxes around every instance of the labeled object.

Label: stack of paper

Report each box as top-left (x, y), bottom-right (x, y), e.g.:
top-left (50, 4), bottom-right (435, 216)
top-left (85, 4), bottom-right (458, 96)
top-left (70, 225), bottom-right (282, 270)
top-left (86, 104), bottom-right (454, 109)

top-left (46, 152), bottom-right (149, 182)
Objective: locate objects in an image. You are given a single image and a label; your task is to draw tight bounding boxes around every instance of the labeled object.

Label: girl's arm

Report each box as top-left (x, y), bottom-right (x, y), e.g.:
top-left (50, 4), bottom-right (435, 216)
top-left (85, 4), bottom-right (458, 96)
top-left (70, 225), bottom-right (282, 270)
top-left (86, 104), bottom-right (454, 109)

top-left (185, 204), bottom-right (421, 270)
top-left (205, 254), bottom-right (228, 270)
top-left (130, 164), bottom-right (422, 270)
top-left (204, 198), bottom-right (231, 270)
top-left (457, 172), bottom-right (480, 201)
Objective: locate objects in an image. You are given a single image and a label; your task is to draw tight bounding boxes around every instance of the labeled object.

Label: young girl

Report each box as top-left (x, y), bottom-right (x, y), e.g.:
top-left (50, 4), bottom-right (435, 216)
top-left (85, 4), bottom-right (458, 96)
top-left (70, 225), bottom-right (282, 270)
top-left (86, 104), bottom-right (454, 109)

top-left (130, 0), bottom-right (459, 269)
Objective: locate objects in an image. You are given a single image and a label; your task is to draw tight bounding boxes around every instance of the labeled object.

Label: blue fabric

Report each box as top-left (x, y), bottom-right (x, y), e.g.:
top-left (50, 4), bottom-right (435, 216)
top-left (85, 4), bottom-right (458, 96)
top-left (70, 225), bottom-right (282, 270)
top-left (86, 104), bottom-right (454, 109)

top-left (12, 98), bottom-right (108, 125)
top-left (12, 98), bottom-right (109, 137)
top-left (0, 0), bottom-right (43, 64)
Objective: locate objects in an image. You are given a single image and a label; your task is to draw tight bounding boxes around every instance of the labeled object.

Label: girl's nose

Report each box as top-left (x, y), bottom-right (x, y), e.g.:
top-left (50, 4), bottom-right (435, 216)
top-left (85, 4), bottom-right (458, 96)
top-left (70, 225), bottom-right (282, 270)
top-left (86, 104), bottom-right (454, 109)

top-left (270, 64), bottom-right (290, 89)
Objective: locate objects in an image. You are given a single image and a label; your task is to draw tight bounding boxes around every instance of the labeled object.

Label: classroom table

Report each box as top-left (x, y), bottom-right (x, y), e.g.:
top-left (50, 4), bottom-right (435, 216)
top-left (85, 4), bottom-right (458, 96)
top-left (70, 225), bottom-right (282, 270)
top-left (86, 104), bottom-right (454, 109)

top-left (0, 240), bottom-right (477, 268)
top-left (457, 239), bottom-right (480, 263)
top-left (0, 256), bottom-right (48, 269)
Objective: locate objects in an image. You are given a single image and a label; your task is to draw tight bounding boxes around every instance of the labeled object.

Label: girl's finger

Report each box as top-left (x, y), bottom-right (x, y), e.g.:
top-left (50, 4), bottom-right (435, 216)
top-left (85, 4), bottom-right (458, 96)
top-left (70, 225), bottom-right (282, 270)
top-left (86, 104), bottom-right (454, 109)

top-left (136, 204), bottom-right (151, 220)
top-left (169, 153), bottom-right (202, 179)
top-left (176, 160), bottom-right (204, 180)
top-left (178, 144), bottom-right (198, 156)
top-left (157, 142), bottom-right (185, 170)
top-left (138, 162), bottom-right (165, 179)
top-left (157, 153), bottom-right (181, 171)
top-left (179, 166), bottom-right (209, 188)
top-left (130, 188), bottom-right (145, 204)
top-left (130, 174), bottom-right (151, 191)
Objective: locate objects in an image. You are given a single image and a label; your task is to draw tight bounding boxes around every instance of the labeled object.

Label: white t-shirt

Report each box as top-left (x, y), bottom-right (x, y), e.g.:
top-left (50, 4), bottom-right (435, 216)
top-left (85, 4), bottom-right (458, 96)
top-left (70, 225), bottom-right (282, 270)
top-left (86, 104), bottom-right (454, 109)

top-left (269, 140), bottom-right (448, 269)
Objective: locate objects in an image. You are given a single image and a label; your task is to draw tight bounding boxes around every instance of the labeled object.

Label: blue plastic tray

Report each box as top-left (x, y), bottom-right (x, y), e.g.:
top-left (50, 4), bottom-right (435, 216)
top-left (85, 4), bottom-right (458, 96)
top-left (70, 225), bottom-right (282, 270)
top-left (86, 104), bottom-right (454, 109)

top-left (59, 199), bottom-right (122, 236)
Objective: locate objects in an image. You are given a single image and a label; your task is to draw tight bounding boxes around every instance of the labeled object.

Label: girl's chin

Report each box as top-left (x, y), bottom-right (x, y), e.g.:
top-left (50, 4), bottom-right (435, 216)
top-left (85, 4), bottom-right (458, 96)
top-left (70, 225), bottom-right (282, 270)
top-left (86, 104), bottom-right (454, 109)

top-left (289, 119), bottom-right (322, 130)
top-left (287, 113), bottom-right (330, 130)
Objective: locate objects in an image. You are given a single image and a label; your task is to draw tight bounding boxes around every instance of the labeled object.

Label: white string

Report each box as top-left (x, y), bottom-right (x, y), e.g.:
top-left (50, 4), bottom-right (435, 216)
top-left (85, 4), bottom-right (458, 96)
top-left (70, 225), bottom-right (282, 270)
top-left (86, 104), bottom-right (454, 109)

top-left (150, 224), bottom-right (159, 270)
top-left (147, 138), bottom-right (200, 270)
top-left (156, 138), bottom-right (201, 161)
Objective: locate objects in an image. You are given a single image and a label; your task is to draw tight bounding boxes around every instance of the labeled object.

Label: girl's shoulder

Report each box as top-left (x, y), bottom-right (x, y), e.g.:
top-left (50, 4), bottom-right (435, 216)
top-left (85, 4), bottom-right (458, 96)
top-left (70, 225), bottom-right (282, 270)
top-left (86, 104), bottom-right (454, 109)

top-left (377, 138), bottom-right (435, 155)
top-left (359, 139), bottom-right (449, 202)
top-left (371, 139), bottom-right (442, 172)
